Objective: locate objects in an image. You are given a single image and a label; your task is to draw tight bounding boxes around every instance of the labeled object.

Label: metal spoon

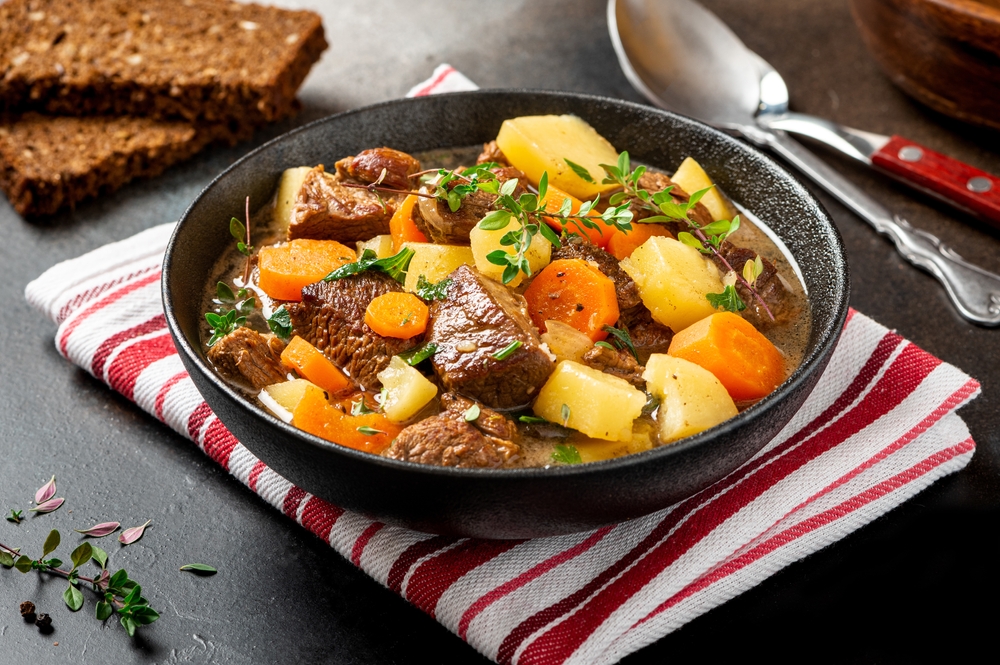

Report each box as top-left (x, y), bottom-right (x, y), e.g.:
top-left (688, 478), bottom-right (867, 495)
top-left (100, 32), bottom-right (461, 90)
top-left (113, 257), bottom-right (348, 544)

top-left (609, 0), bottom-right (1000, 326)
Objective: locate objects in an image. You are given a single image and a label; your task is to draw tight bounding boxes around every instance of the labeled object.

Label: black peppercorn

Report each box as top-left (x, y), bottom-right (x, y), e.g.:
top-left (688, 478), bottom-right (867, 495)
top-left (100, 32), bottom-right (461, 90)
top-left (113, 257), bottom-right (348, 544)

top-left (35, 613), bottom-right (53, 631)
top-left (19, 601), bottom-right (36, 622)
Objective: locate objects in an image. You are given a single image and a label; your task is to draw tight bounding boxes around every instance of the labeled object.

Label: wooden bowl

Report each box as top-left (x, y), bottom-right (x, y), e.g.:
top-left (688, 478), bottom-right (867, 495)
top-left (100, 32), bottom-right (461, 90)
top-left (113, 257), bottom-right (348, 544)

top-left (849, 0), bottom-right (1000, 129)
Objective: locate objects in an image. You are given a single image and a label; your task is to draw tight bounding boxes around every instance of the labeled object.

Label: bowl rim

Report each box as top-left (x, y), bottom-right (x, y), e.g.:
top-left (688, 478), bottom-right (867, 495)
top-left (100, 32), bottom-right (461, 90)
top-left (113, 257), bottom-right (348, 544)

top-left (163, 88), bottom-right (850, 482)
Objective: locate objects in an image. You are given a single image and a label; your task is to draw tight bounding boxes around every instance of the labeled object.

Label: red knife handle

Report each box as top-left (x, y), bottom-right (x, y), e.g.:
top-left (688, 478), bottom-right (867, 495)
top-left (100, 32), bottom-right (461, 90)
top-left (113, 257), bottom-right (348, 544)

top-left (871, 135), bottom-right (1000, 227)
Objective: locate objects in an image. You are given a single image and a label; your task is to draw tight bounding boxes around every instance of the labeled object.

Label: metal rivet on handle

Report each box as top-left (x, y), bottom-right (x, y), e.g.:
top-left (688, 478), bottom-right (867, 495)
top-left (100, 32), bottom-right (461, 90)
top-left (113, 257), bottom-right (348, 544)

top-left (898, 146), bottom-right (923, 162)
top-left (967, 176), bottom-right (992, 193)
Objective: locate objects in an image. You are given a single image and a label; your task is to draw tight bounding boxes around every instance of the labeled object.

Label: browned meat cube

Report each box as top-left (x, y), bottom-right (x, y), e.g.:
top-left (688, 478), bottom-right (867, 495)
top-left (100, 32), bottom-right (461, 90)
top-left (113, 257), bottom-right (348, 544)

top-left (206, 328), bottom-right (288, 392)
top-left (336, 147), bottom-right (421, 191)
top-left (582, 344), bottom-right (645, 389)
top-left (412, 166), bottom-right (527, 244)
top-left (425, 265), bottom-right (554, 410)
top-left (287, 272), bottom-right (421, 390)
top-left (385, 413), bottom-right (520, 468)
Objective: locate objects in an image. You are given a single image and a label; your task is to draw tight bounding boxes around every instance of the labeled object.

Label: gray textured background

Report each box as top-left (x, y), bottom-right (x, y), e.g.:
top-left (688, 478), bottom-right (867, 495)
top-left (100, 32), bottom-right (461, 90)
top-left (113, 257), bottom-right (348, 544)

top-left (2, 1), bottom-right (998, 662)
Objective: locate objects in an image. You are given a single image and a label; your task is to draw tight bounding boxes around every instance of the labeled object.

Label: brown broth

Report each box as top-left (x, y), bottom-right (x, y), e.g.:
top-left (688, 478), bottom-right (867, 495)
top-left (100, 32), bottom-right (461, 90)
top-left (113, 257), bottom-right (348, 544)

top-left (202, 145), bottom-right (811, 468)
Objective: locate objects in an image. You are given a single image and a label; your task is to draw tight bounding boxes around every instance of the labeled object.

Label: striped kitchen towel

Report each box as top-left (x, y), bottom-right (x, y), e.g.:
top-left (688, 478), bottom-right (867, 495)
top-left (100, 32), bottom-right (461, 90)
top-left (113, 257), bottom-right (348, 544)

top-left (24, 68), bottom-right (980, 665)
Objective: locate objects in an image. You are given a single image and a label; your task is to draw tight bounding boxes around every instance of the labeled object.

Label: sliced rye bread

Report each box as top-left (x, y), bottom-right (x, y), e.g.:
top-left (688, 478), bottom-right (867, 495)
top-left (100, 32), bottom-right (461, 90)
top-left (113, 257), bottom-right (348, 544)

top-left (1, 113), bottom-right (223, 217)
top-left (0, 0), bottom-right (327, 133)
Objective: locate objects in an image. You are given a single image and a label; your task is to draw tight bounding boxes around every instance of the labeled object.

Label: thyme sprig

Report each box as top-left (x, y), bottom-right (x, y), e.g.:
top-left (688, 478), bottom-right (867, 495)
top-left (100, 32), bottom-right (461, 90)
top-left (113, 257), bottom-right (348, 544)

top-left (0, 532), bottom-right (158, 636)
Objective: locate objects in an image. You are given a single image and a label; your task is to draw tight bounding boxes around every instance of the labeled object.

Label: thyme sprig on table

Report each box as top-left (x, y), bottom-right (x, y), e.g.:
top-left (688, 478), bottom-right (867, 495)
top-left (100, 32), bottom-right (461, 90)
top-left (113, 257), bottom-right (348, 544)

top-left (1, 531), bottom-right (159, 636)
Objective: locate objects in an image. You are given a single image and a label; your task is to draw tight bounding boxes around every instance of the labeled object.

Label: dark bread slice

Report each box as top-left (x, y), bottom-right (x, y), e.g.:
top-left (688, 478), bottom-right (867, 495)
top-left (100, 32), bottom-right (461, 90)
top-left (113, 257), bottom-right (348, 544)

top-left (0, 0), bottom-right (326, 134)
top-left (0, 113), bottom-right (219, 217)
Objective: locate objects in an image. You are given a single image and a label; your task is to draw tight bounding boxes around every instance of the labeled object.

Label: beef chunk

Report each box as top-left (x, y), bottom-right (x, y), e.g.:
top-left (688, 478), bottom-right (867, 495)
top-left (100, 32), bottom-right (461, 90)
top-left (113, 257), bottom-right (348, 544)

top-left (634, 171), bottom-right (715, 231)
top-left (287, 272), bottom-right (420, 390)
top-left (477, 140), bottom-right (510, 166)
top-left (336, 147), bottom-right (421, 191)
top-left (715, 243), bottom-right (797, 327)
top-left (412, 166), bottom-right (527, 244)
top-left (385, 411), bottom-right (520, 468)
top-left (552, 236), bottom-right (642, 313)
top-left (440, 392), bottom-right (518, 441)
top-left (425, 265), bottom-right (554, 409)
top-left (622, 309), bottom-right (675, 365)
top-left (289, 160), bottom-right (406, 243)
top-left (582, 344), bottom-right (645, 388)
top-left (207, 328), bottom-right (287, 391)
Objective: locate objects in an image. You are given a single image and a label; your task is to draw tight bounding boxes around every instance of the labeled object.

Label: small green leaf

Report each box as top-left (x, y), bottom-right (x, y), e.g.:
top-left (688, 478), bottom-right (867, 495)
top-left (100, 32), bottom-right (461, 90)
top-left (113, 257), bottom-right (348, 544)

top-left (356, 426), bottom-right (385, 436)
top-left (499, 178), bottom-right (520, 197)
top-left (560, 403), bottom-right (571, 426)
top-left (91, 546), bottom-right (108, 570)
top-left (14, 555), bottom-right (33, 573)
top-left (6, 509), bottom-right (22, 524)
top-left (64, 584), bottom-right (84, 611)
top-left (108, 569), bottom-right (128, 589)
top-left (463, 404), bottom-right (480, 422)
top-left (216, 281), bottom-right (236, 303)
top-left (42, 529), bottom-right (60, 557)
top-left (478, 210), bottom-right (514, 231)
top-left (0, 551), bottom-right (13, 567)
top-left (564, 159), bottom-right (595, 184)
top-left (70, 542), bottom-right (93, 570)
top-left (518, 415), bottom-right (549, 424)
top-left (121, 615), bottom-right (138, 637)
top-left (96, 601), bottom-right (112, 621)
top-left (537, 171), bottom-right (549, 202)
top-left (415, 275), bottom-right (451, 301)
top-left (132, 606), bottom-right (160, 625)
top-left (179, 563), bottom-right (218, 575)
top-left (267, 305), bottom-right (293, 341)
top-left (601, 325), bottom-right (639, 363)
top-left (324, 247), bottom-right (414, 284)
top-left (229, 217), bottom-right (246, 242)
top-left (551, 444), bottom-right (583, 465)
top-left (706, 285), bottom-right (747, 313)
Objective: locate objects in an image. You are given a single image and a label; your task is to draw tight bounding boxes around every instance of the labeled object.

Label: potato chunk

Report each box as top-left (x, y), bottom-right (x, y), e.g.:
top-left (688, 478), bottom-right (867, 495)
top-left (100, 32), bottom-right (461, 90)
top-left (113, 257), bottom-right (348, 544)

top-left (496, 115), bottom-right (620, 200)
top-left (260, 378), bottom-right (316, 423)
top-left (469, 217), bottom-right (551, 287)
top-left (533, 360), bottom-right (646, 442)
top-left (402, 242), bottom-right (475, 293)
top-left (357, 234), bottom-right (394, 259)
top-left (377, 356), bottom-right (439, 423)
top-left (671, 157), bottom-right (734, 222)
top-left (620, 236), bottom-right (724, 331)
top-left (274, 167), bottom-right (312, 236)
top-left (643, 354), bottom-right (738, 444)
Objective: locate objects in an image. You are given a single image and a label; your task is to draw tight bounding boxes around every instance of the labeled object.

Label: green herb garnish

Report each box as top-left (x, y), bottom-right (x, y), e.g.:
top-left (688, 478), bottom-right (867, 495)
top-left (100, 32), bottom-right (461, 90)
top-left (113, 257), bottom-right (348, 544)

top-left (397, 342), bottom-right (438, 366)
top-left (492, 340), bottom-right (522, 361)
top-left (601, 325), bottom-right (639, 363)
top-left (356, 426), bottom-right (385, 436)
top-left (560, 403), bottom-right (571, 426)
top-left (415, 275), bottom-right (451, 301)
top-left (6, 509), bottom-right (22, 524)
top-left (551, 444), bottom-right (582, 465)
top-left (324, 248), bottom-right (415, 284)
top-left (267, 305), bottom-right (292, 341)
top-left (706, 285), bottom-right (747, 313)
top-left (518, 415), bottom-right (549, 424)
top-left (351, 398), bottom-right (378, 416)
top-left (463, 404), bottom-right (481, 422)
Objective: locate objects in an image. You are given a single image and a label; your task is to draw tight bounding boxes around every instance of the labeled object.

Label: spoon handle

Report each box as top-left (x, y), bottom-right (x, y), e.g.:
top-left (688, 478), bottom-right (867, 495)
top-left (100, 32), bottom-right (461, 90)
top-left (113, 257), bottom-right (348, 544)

top-left (870, 135), bottom-right (1000, 227)
top-left (759, 128), bottom-right (1000, 326)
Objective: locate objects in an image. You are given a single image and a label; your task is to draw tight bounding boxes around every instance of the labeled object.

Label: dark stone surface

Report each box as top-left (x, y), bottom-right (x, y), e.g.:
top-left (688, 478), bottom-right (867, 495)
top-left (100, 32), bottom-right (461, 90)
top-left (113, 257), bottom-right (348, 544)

top-left (1, 0), bottom-right (997, 662)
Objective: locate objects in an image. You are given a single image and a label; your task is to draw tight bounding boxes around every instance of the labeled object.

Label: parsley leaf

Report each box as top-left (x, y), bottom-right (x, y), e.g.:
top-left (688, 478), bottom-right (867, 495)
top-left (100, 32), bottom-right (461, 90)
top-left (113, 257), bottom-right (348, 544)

top-left (415, 275), bottom-right (451, 301)
top-left (267, 305), bottom-right (292, 341)
top-left (397, 342), bottom-right (438, 366)
top-left (706, 285), bottom-right (747, 312)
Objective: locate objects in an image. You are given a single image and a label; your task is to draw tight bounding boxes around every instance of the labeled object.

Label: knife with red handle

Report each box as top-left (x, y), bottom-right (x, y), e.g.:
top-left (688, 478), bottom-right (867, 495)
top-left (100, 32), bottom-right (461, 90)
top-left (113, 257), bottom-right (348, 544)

top-left (760, 113), bottom-right (1000, 227)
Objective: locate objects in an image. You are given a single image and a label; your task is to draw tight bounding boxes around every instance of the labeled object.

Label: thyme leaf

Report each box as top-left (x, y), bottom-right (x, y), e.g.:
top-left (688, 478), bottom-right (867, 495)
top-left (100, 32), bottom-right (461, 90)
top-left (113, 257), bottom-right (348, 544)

top-left (551, 444), bottom-right (582, 465)
top-left (492, 340), bottom-right (522, 361)
top-left (601, 325), bottom-right (639, 363)
top-left (397, 342), bottom-right (438, 366)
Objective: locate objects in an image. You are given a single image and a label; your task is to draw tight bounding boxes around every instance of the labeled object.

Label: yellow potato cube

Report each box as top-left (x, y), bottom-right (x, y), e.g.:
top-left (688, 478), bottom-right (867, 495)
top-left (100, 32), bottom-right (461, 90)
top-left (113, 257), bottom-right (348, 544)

top-left (643, 354), bottom-right (738, 444)
top-left (377, 356), bottom-right (438, 423)
top-left (671, 157), bottom-right (735, 222)
top-left (574, 421), bottom-right (656, 463)
top-left (496, 115), bottom-right (620, 200)
top-left (620, 236), bottom-right (724, 331)
top-left (260, 378), bottom-right (316, 423)
top-left (533, 361), bottom-right (646, 442)
top-left (357, 235), bottom-right (394, 260)
top-left (469, 217), bottom-right (551, 287)
top-left (273, 167), bottom-right (312, 236)
top-left (402, 242), bottom-right (475, 293)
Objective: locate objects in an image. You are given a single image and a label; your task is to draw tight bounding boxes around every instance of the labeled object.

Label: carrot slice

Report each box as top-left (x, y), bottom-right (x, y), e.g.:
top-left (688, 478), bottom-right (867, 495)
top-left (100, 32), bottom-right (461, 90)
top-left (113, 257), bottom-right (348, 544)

top-left (292, 386), bottom-right (402, 455)
top-left (364, 292), bottom-right (429, 339)
top-left (540, 184), bottom-right (616, 248)
top-left (389, 194), bottom-right (427, 252)
top-left (280, 336), bottom-right (352, 395)
top-left (258, 239), bottom-right (357, 301)
top-left (523, 258), bottom-right (620, 341)
top-left (667, 312), bottom-right (785, 401)
top-left (606, 223), bottom-right (673, 260)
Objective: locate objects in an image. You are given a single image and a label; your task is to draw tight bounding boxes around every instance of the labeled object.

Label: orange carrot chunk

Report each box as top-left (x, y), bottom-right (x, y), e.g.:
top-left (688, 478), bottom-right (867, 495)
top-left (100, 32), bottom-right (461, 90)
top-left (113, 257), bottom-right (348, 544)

top-left (606, 223), bottom-right (674, 260)
top-left (389, 194), bottom-right (427, 251)
top-left (540, 184), bottom-right (616, 248)
top-left (364, 292), bottom-right (429, 339)
top-left (280, 336), bottom-right (352, 395)
top-left (258, 239), bottom-right (357, 301)
top-left (523, 258), bottom-right (620, 342)
top-left (292, 386), bottom-right (402, 455)
top-left (667, 312), bottom-right (785, 402)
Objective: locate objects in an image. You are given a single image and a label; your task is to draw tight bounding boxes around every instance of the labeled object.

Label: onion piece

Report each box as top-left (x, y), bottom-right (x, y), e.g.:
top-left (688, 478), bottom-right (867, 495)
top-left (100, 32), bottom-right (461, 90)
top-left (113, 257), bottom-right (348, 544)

top-left (417, 187), bottom-right (445, 235)
top-left (540, 320), bottom-right (593, 364)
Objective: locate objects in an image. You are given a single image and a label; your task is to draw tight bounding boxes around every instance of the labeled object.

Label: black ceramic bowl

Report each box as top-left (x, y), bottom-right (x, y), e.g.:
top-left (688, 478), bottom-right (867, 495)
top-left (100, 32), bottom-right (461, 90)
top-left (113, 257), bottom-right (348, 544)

top-left (163, 90), bottom-right (849, 539)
